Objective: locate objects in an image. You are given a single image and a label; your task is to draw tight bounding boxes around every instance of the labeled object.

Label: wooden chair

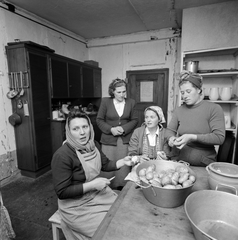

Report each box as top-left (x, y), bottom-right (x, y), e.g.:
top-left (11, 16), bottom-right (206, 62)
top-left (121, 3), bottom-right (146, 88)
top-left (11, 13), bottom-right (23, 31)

top-left (48, 210), bottom-right (62, 240)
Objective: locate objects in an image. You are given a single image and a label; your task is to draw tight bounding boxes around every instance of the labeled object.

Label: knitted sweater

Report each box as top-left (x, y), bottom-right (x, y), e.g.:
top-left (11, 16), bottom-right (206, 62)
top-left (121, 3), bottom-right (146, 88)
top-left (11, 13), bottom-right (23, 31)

top-left (165, 100), bottom-right (225, 149)
top-left (128, 125), bottom-right (170, 157)
top-left (51, 141), bottom-right (117, 200)
top-left (96, 97), bottom-right (138, 146)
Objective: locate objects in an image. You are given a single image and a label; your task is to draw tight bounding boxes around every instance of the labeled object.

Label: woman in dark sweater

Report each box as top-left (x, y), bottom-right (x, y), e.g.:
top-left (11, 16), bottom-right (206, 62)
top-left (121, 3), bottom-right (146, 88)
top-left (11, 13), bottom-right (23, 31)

top-left (96, 78), bottom-right (138, 189)
top-left (51, 109), bottom-right (133, 240)
top-left (165, 71), bottom-right (225, 166)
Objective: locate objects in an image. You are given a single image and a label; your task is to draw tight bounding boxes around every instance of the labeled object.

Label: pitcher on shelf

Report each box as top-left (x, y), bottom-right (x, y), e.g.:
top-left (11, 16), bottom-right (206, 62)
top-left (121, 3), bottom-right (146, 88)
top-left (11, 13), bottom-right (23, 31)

top-left (209, 87), bottom-right (219, 101)
top-left (220, 87), bottom-right (232, 101)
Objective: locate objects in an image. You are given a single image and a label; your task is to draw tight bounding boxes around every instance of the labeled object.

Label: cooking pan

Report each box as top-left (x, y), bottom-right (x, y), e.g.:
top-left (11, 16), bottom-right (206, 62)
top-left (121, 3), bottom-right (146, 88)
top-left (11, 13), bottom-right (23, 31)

top-left (8, 112), bottom-right (22, 126)
top-left (184, 190), bottom-right (238, 240)
top-left (185, 61), bottom-right (199, 73)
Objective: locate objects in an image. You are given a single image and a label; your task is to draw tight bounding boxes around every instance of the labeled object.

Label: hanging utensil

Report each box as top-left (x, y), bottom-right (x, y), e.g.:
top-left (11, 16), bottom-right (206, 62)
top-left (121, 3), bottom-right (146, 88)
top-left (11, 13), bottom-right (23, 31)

top-left (17, 99), bottom-right (23, 109)
top-left (6, 73), bottom-right (18, 99)
top-left (19, 71), bottom-right (24, 96)
top-left (23, 100), bottom-right (29, 116)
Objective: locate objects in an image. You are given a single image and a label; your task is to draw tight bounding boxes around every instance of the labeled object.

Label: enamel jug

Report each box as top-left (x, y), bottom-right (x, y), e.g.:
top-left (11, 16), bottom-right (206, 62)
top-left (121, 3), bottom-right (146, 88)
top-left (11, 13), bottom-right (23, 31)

top-left (209, 87), bottom-right (219, 101)
top-left (220, 87), bottom-right (232, 101)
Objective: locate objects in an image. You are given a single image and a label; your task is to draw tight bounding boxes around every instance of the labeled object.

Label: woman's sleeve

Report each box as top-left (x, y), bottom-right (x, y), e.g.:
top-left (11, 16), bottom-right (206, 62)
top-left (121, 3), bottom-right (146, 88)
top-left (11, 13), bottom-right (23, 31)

top-left (165, 109), bottom-right (179, 140)
top-left (51, 151), bottom-right (84, 200)
top-left (197, 104), bottom-right (225, 145)
top-left (128, 128), bottom-right (140, 156)
top-left (121, 99), bottom-right (138, 134)
top-left (96, 98), bottom-right (113, 134)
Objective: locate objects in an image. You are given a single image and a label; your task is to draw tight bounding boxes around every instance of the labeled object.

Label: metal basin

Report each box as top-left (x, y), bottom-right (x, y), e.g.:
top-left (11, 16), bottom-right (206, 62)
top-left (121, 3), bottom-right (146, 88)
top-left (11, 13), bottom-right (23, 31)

top-left (136, 160), bottom-right (196, 208)
top-left (184, 190), bottom-right (238, 240)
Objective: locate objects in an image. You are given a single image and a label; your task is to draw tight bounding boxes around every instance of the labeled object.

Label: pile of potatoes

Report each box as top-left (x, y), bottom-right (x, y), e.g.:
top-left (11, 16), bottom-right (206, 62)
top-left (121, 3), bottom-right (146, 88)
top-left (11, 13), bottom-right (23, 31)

top-left (138, 164), bottom-right (196, 189)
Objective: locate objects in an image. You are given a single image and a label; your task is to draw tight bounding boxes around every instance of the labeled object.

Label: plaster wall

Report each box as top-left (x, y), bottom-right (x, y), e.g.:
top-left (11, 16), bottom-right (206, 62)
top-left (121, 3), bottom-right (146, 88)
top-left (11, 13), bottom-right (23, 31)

top-left (182, 1), bottom-right (238, 52)
top-left (88, 29), bottom-right (181, 124)
top-left (0, 8), bottom-right (88, 184)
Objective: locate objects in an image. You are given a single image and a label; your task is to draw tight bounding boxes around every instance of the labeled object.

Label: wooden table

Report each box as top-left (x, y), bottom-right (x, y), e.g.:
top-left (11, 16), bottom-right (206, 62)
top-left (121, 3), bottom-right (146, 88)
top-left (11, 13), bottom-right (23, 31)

top-left (92, 167), bottom-right (209, 240)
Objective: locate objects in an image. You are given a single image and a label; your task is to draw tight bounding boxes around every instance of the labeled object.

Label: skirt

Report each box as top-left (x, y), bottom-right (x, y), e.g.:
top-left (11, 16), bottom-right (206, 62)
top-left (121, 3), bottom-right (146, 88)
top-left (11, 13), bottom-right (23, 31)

top-left (100, 137), bottom-right (130, 189)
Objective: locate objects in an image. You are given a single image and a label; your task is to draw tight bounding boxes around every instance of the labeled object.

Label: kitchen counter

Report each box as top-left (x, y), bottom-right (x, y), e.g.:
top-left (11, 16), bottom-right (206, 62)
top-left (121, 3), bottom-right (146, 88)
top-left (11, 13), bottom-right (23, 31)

top-left (92, 166), bottom-right (208, 240)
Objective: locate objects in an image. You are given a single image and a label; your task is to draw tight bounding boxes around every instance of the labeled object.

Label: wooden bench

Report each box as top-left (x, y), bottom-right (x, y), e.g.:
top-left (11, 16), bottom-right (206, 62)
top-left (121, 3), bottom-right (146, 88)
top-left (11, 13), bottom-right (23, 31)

top-left (48, 210), bottom-right (62, 240)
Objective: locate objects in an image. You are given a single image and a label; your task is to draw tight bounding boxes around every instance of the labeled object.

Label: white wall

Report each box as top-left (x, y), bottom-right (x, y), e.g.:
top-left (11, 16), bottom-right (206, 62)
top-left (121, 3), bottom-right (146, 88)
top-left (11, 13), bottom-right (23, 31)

top-left (182, 1), bottom-right (238, 52)
top-left (88, 29), bottom-right (181, 122)
top-left (0, 7), bottom-right (88, 184)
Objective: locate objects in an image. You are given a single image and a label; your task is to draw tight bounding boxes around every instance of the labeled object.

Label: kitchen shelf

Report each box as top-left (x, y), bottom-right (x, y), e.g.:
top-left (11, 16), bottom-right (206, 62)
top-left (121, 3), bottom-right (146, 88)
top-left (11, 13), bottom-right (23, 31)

top-left (183, 47), bottom-right (238, 58)
top-left (199, 71), bottom-right (238, 78)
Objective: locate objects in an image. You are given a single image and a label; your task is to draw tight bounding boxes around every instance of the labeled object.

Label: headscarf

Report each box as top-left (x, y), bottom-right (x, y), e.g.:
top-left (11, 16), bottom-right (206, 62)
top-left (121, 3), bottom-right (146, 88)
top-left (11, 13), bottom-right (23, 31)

top-left (179, 70), bottom-right (203, 89)
top-left (65, 115), bottom-right (95, 152)
top-left (144, 106), bottom-right (166, 124)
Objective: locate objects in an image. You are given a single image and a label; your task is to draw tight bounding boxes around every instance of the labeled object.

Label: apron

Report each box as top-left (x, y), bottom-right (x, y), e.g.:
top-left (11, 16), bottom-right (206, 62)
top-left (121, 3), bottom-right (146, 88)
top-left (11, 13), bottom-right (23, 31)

top-left (58, 148), bottom-right (117, 240)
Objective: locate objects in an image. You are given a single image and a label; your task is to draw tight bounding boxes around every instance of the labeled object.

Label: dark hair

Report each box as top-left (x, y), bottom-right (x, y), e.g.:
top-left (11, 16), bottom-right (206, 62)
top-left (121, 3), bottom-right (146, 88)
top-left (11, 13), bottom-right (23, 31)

top-left (108, 78), bottom-right (127, 98)
top-left (67, 108), bottom-right (90, 127)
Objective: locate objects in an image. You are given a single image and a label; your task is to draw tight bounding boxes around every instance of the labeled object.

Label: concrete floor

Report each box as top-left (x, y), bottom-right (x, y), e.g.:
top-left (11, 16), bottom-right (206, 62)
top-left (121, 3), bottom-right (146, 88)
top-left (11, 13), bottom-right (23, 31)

top-left (1, 170), bottom-right (65, 240)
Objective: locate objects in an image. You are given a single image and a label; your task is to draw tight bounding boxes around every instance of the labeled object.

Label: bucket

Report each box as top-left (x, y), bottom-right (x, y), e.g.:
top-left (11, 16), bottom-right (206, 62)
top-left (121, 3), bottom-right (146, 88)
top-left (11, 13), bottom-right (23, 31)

top-left (185, 61), bottom-right (199, 73)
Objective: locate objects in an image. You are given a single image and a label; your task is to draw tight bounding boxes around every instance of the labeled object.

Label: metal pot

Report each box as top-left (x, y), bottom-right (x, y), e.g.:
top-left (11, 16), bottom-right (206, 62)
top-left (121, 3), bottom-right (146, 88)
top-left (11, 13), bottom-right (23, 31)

top-left (206, 162), bottom-right (238, 194)
top-left (136, 160), bottom-right (196, 208)
top-left (8, 112), bottom-right (22, 126)
top-left (184, 190), bottom-right (238, 240)
top-left (185, 61), bottom-right (199, 73)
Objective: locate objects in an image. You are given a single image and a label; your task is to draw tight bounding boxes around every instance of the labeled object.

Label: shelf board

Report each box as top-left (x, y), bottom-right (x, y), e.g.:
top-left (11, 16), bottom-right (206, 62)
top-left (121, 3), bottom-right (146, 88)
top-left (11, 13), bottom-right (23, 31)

top-left (209, 100), bottom-right (238, 104)
top-left (183, 47), bottom-right (238, 58)
top-left (199, 71), bottom-right (238, 78)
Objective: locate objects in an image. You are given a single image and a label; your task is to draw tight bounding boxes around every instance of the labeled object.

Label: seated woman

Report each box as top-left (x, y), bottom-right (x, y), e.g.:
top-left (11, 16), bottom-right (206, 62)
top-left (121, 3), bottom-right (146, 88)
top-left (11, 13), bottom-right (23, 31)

top-left (165, 71), bottom-right (225, 166)
top-left (128, 106), bottom-right (170, 161)
top-left (51, 109), bottom-right (133, 240)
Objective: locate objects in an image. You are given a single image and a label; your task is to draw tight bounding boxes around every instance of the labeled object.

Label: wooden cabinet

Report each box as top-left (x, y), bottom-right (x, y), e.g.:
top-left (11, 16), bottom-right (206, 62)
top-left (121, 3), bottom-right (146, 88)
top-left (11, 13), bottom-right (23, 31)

top-left (6, 42), bottom-right (54, 178)
top-left (50, 55), bottom-right (101, 99)
top-left (50, 56), bottom-right (82, 98)
top-left (82, 66), bottom-right (101, 97)
top-left (51, 120), bottom-right (66, 154)
top-left (182, 47), bottom-right (238, 163)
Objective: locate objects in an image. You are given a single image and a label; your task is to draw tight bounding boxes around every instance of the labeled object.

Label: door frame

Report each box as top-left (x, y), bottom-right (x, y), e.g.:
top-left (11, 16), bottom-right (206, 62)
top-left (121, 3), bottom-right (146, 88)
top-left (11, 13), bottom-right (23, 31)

top-left (126, 68), bottom-right (169, 127)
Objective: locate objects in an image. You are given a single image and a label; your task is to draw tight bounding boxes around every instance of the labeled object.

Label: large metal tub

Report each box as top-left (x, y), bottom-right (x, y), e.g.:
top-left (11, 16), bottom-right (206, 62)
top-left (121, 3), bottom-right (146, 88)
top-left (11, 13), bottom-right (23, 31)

top-left (184, 190), bottom-right (238, 240)
top-left (136, 160), bottom-right (196, 208)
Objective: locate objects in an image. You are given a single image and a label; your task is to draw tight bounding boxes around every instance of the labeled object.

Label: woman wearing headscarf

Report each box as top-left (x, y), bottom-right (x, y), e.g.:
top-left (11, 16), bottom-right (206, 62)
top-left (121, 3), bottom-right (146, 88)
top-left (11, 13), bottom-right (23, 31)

top-left (165, 70), bottom-right (225, 166)
top-left (128, 106), bottom-right (170, 161)
top-left (51, 109), bottom-right (133, 240)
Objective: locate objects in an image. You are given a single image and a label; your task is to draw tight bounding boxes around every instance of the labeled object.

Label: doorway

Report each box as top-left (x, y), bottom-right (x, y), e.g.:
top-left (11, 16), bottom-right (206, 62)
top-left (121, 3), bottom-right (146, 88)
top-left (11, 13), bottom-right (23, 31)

top-left (127, 69), bottom-right (169, 128)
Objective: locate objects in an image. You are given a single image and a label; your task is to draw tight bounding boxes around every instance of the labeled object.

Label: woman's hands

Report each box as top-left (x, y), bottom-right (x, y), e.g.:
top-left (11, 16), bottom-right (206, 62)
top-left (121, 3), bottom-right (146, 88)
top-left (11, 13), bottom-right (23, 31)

top-left (157, 151), bottom-right (168, 160)
top-left (111, 126), bottom-right (124, 136)
top-left (83, 177), bottom-right (111, 192)
top-left (116, 156), bottom-right (134, 169)
top-left (169, 134), bottom-right (197, 149)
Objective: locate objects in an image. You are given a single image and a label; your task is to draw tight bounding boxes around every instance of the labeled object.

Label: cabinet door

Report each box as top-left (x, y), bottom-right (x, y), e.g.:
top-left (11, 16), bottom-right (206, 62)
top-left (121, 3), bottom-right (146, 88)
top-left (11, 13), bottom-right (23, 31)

top-left (68, 62), bottom-right (82, 98)
top-left (82, 66), bottom-right (94, 97)
top-left (93, 68), bottom-right (102, 97)
top-left (29, 51), bottom-right (52, 169)
top-left (51, 57), bottom-right (68, 98)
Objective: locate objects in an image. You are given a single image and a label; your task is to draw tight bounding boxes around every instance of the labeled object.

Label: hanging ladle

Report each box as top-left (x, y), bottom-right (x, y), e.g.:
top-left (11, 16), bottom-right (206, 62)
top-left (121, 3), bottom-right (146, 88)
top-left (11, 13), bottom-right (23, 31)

top-left (19, 71), bottom-right (24, 96)
top-left (6, 73), bottom-right (18, 99)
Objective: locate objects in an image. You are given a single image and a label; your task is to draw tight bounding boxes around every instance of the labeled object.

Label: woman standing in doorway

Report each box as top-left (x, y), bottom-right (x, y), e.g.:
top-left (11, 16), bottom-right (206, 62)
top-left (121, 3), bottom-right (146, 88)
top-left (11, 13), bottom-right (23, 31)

top-left (96, 78), bottom-right (138, 189)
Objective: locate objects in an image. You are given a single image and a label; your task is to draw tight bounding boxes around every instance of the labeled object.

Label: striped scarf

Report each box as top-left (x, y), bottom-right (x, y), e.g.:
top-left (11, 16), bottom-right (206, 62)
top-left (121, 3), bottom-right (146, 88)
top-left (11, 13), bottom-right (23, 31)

top-left (65, 117), bottom-right (95, 152)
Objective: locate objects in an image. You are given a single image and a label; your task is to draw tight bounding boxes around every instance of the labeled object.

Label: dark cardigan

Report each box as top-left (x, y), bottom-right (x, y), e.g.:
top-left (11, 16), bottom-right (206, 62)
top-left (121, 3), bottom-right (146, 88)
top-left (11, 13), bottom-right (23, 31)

top-left (96, 97), bottom-right (138, 146)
